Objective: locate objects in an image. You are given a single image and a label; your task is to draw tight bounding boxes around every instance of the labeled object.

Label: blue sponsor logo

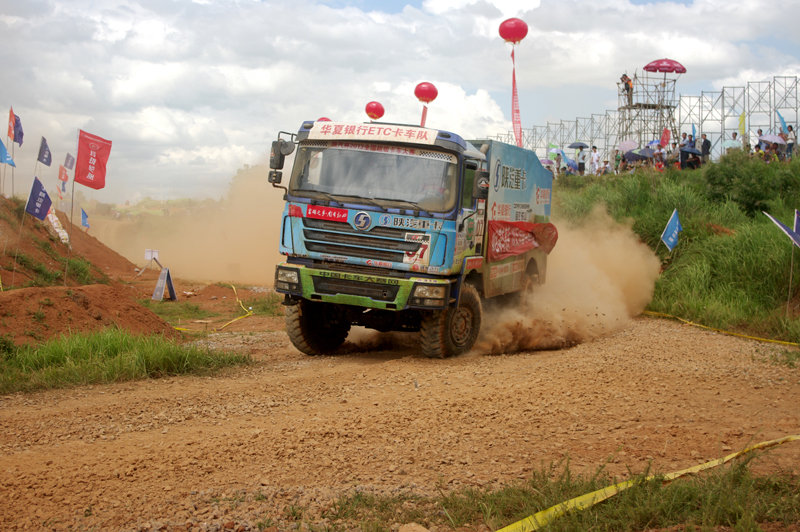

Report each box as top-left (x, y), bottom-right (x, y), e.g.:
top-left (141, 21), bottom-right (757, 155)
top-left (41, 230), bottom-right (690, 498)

top-left (493, 159), bottom-right (502, 192)
top-left (354, 211), bottom-right (371, 230)
top-left (379, 214), bottom-right (392, 227)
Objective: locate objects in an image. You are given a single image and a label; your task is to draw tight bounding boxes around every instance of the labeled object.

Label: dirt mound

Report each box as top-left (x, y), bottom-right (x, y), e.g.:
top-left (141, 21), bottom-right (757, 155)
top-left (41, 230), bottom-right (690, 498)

top-left (0, 284), bottom-right (178, 345)
top-left (55, 209), bottom-right (139, 279)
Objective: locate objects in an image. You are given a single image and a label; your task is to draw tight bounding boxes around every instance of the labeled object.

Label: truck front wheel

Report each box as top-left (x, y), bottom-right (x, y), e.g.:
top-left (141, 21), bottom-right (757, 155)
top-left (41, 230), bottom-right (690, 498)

top-left (420, 284), bottom-right (482, 358)
top-left (285, 300), bottom-right (350, 356)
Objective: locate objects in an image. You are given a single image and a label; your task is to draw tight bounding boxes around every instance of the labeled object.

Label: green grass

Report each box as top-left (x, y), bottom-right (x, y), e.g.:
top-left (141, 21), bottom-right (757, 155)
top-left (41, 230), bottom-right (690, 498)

top-left (139, 299), bottom-right (219, 323)
top-left (242, 292), bottom-right (284, 316)
top-left (554, 158), bottom-right (800, 344)
top-left (14, 252), bottom-right (61, 286)
top-left (0, 329), bottom-right (251, 394)
top-left (216, 458), bottom-right (799, 532)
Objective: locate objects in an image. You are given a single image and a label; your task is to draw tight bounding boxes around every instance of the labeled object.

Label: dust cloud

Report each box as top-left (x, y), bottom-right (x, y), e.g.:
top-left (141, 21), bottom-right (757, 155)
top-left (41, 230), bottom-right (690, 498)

top-left (474, 206), bottom-right (662, 355)
top-left (91, 165), bottom-right (286, 285)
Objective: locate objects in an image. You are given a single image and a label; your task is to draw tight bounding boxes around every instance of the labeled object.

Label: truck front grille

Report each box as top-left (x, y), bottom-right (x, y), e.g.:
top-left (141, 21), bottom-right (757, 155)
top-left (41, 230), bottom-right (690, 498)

top-left (302, 219), bottom-right (423, 262)
top-left (312, 277), bottom-right (400, 302)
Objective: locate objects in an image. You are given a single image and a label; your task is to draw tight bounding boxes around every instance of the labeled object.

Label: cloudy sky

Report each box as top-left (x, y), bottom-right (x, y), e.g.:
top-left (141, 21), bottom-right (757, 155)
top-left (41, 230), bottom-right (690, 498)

top-left (1, 0), bottom-right (799, 203)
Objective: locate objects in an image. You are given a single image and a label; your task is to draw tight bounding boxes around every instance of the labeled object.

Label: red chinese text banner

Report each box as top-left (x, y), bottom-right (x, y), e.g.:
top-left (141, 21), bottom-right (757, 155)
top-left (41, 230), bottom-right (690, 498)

top-left (487, 221), bottom-right (558, 262)
top-left (74, 130), bottom-right (112, 190)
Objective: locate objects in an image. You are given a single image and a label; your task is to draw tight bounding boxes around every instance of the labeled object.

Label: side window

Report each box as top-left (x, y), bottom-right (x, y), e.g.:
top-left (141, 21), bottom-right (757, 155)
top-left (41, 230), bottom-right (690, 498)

top-left (461, 163), bottom-right (477, 209)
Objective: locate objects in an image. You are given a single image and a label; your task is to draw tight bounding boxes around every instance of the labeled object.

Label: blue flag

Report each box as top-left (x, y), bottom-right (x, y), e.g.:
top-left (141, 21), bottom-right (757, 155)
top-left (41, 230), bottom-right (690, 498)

top-left (692, 123), bottom-right (696, 138)
top-left (81, 208), bottom-right (90, 229)
top-left (13, 115), bottom-right (23, 146)
top-left (777, 111), bottom-right (788, 134)
top-left (660, 209), bottom-right (683, 251)
top-left (37, 137), bottom-right (52, 166)
top-left (61, 180), bottom-right (66, 193)
top-left (64, 153), bottom-right (75, 170)
top-left (764, 212), bottom-right (800, 248)
top-left (25, 176), bottom-right (52, 221)
top-left (0, 142), bottom-right (15, 167)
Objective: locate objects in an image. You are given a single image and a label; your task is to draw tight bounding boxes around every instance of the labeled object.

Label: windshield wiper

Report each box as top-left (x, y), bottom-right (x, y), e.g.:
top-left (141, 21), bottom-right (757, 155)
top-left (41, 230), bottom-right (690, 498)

top-left (374, 197), bottom-right (424, 215)
top-left (330, 194), bottom-right (388, 212)
top-left (306, 190), bottom-right (343, 206)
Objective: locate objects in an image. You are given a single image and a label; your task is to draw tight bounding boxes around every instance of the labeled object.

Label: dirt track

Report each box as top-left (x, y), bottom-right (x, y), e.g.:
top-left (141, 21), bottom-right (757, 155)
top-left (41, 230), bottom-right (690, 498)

top-left (1, 316), bottom-right (799, 532)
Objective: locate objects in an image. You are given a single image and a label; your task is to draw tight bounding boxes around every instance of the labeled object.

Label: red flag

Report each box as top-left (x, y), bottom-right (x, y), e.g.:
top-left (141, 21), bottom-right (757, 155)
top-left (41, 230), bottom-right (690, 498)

top-left (58, 165), bottom-right (69, 182)
top-left (7, 107), bottom-right (14, 140)
top-left (511, 49), bottom-right (522, 148)
top-left (660, 127), bottom-right (671, 149)
top-left (74, 130), bottom-right (112, 190)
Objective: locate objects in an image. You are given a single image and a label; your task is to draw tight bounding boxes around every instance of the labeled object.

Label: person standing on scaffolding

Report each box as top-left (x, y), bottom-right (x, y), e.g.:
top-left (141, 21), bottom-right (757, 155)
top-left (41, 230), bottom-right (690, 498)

top-left (621, 74), bottom-right (633, 106)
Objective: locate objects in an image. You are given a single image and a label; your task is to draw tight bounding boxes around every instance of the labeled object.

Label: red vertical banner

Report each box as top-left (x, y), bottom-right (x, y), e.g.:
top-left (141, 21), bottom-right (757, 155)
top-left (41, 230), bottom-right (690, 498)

top-left (511, 48), bottom-right (522, 148)
top-left (660, 127), bottom-right (671, 148)
top-left (7, 107), bottom-right (14, 140)
top-left (74, 130), bottom-right (112, 190)
top-left (58, 165), bottom-right (69, 182)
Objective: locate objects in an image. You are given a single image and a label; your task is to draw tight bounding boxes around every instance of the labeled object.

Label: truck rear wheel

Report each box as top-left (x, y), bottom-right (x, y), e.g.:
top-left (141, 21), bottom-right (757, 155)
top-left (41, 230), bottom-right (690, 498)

top-left (420, 284), bottom-right (482, 358)
top-left (285, 300), bottom-right (350, 356)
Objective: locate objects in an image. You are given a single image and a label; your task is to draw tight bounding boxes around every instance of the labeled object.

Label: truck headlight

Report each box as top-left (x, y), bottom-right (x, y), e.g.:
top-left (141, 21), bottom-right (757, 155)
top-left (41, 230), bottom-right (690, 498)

top-left (413, 285), bottom-right (446, 299)
top-left (277, 269), bottom-right (299, 283)
top-left (275, 268), bottom-right (301, 293)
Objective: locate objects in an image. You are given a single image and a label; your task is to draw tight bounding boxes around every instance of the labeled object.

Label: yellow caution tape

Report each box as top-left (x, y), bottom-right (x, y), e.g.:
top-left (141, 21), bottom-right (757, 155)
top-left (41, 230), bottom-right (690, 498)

top-left (642, 310), bottom-right (800, 347)
top-left (172, 284), bottom-right (254, 333)
top-left (497, 434), bottom-right (800, 532)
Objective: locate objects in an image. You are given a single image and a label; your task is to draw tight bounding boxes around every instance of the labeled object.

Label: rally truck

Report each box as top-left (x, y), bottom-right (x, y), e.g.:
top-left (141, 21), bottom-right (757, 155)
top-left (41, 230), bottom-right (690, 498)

top-left (268, 121), bottom-right (557, 358)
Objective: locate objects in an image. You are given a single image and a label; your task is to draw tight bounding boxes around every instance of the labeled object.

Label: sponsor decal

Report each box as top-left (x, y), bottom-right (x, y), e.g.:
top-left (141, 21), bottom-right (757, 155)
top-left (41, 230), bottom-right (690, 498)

top-left (307, 123), bottom-right (437, 145)
top-left (490, 202), bottom-right (512, 221)
top-left (354, 211), bottom-right (371, 230)
top-left (319, 254), bottom-right (349, 262)
top-left (499, 164), bottom-right (527, 190)
top-left (513, 203), bottom-right (532, 222)
top-left (365, 259), bottom-right (393, 268)
top-left (477, 199), bottom-right (486, 215)
top-left (405, 233), bottom-right (431, 243)
top-left (404, 241), bottom-right (431, 265)
top-left (426, 266), bottom-right (440, 274)
top-left (307, 205), bottom-right (348, 222)
top-left (316, 270), bottom-right (400, 285)
top-left (475, 219), bottom-right (485, 238)
top-left (465, 256), bottom-right (483, 270)
top-left (379, 214), bottom-right (393, 227)
top-left (393, 218), bottom-right (444, 231)
top-left (535, 185), bottom-right (551, 205)
top-left (493, 159), bottom-right (502, 192)
top-left (487, 221), bottom-right (559, 262)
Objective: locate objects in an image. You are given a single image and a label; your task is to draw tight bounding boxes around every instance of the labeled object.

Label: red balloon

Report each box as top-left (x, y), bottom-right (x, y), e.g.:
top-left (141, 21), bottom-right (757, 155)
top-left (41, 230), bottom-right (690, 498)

top-left (365, 101), bottom-right (384, 120)
top-left (414, 82), bottom-right (438, 104)
top-left (317, 117), bottom-right (331, 122)
top-left (499, 18), bottom-right (528, 44)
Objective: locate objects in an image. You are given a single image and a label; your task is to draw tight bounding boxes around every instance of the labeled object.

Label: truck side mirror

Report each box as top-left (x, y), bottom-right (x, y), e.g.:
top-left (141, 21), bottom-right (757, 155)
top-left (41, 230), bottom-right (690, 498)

top-left (268, 170), bottom-right (282, 184)
top-left (473, 170), bottom-right (490, 200)
top-left (270, 140), bottom-right (295, 169)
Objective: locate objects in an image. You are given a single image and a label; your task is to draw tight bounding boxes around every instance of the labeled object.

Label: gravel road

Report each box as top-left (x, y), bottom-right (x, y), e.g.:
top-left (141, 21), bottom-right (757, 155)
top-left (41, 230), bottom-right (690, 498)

top-left (1, 317), bottom-right (799, 532)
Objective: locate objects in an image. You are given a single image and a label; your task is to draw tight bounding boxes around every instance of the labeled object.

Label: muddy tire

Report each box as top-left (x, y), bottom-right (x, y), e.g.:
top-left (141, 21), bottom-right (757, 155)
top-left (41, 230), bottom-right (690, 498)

top-left (420, 284), bottom-right (482, 358)
top-left (285, 300), bottom-right (350, 356)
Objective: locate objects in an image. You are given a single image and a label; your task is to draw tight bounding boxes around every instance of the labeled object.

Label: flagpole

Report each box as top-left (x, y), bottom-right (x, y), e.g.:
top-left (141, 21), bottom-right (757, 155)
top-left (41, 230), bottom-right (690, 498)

top-left (64, 179), bottom-right (76, 286)
top-left (788, 244), bottom-right (795, 316)
top-left (11, 142), bottom-right (14, 198)
top-left (10, 187), bottom-right (31, 288)
top-left (2, 138), bottom-right (7, 197)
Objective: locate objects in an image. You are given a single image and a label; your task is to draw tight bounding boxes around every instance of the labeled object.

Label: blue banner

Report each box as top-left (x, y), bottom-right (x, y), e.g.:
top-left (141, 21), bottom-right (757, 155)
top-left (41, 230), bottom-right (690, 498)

top-left (777, 111), bottom-right (788, 134)
top-left (660, 209), bottom-right (682, 251)
top-left (61, 180), bottom-right (66, 193)
top-left (64, 153), bottom-right (75, 170)
top-left (13, 115), bottom-right (23, 146)
top-left (25, 176), bottom-right (52, 221)
top-left (37, 136), bottom-right (52, 166)
top-left (0, 142), bottom-right (15, 167)
top-left (81, 208), bottom-right (90, 228)
top-left (764, 212), bottom-right (800, 248)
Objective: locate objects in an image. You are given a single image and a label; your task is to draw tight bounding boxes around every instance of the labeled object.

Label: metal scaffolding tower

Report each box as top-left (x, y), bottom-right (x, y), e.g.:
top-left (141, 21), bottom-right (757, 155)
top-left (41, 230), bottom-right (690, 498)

top-left (489, 74), bottom-right (800, 165)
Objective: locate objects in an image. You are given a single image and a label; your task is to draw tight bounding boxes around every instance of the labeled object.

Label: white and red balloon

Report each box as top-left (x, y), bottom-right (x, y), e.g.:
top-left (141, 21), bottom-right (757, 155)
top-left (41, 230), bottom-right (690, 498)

top-left (499, 18), bottom-right (528, 148)
top-left (414, 82), bottom-right (438, 127)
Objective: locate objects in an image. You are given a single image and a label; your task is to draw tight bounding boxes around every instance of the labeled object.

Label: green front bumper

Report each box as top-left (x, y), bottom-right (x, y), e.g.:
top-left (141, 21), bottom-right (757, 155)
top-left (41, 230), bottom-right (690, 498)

top-left (274, 263), bottom-right (451, 310)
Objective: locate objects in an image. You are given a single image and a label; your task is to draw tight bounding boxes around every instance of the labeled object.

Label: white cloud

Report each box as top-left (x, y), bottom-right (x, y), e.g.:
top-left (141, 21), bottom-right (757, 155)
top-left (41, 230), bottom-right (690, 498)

top-left (0, 0), bottom-right (797, 203)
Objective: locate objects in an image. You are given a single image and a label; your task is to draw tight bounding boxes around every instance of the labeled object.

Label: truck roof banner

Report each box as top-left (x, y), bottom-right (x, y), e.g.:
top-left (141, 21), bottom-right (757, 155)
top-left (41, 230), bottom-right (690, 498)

top-left (487, 221), bottom-right (558, 262)
top-left (307, 122), bottom-right (438, 145)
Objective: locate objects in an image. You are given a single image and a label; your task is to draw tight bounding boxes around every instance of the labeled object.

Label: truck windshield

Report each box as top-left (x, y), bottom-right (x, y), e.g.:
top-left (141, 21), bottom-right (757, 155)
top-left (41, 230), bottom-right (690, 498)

top-left (289, 142), bottom-right (458, 213)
